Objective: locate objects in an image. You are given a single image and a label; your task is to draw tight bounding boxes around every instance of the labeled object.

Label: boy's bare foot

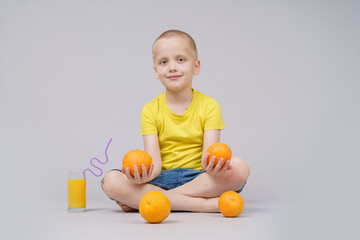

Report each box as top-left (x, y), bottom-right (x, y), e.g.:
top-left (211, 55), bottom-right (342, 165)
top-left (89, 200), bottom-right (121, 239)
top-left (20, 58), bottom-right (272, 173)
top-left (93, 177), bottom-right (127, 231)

top-left (116, 201), bottom-right (138, 212)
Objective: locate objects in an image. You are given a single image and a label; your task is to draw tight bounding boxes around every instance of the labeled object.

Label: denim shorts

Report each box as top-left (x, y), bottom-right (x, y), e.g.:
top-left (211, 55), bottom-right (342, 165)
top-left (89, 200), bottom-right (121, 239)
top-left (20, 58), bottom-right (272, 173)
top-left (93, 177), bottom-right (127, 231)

top-left (102, 168), bottom-right (246, 195)
top-left (149, 168), bottom-right (246, 193)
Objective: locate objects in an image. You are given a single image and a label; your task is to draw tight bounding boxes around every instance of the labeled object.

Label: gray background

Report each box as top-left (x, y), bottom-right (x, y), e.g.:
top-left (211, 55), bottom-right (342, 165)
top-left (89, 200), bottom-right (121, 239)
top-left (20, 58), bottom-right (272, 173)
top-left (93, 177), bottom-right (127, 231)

top-left (1, 0), bottom-right (359, 239)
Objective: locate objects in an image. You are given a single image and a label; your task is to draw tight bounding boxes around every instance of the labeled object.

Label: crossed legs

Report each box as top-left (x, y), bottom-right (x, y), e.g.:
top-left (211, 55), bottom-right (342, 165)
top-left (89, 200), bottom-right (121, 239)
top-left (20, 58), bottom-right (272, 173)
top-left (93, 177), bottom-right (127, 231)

top-left (102, 157), bottom-right (250, 212)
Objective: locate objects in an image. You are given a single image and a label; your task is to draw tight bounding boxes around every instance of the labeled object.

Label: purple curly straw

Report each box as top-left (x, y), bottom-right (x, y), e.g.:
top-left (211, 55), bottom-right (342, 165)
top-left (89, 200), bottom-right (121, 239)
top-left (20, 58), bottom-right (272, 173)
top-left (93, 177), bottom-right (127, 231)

top-left (83, 138), bottom-right (112, 179)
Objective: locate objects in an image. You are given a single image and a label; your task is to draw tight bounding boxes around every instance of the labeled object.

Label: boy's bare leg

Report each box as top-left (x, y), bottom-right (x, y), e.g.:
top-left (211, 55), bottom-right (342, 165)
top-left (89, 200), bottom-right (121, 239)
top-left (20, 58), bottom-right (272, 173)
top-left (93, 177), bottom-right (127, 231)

top-left (102, 170), bottom-right (219, 212)
top-left (169, 157), bottom-right (250, 198)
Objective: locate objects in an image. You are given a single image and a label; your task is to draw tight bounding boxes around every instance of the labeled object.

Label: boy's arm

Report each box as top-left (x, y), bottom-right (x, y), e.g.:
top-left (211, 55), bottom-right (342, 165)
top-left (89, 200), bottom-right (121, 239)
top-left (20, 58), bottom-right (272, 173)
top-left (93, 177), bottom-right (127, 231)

top-left (202, 129), bottom-right (232, 174)
top-left (143, 134), bottom-right (162, 180)
top-left (202, 129), bottom-right (221, 154)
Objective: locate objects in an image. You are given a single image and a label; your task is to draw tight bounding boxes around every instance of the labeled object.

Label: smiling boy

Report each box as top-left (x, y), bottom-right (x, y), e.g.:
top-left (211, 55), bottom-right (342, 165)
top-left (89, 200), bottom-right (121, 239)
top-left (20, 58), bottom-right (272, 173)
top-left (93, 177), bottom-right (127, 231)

top-left (102, 30), bottom-right (250, 212)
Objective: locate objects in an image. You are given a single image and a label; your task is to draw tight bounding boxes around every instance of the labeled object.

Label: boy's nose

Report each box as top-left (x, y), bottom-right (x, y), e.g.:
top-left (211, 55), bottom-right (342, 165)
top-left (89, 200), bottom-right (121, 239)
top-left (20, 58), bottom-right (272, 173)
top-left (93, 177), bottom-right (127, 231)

top-left (168, 61), bottom-right (178, 72)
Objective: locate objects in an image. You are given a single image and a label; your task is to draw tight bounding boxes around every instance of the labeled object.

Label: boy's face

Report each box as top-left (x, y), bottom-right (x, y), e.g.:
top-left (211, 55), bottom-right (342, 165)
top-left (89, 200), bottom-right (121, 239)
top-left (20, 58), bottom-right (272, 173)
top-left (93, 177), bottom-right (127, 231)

top-left (153, 37), bottom-right (200, 92)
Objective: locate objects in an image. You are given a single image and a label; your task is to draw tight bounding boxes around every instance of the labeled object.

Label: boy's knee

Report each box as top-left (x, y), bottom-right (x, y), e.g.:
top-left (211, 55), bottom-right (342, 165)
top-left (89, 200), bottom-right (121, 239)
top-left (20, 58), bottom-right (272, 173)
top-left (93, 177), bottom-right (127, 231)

top-left (237, 157), bottom-right (250, 181)
top-left (226, 157), bottom-right (250, 187)
top-left (102, 170), bottom-right (123, 197)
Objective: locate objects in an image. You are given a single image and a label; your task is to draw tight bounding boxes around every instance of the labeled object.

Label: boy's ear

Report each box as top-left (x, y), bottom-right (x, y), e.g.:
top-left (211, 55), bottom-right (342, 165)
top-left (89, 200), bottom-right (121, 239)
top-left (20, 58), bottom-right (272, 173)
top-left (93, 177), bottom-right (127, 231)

top-left (193, 59), bottom-right (201, 75)
top-left (154, 65), bottom-right (159, 79)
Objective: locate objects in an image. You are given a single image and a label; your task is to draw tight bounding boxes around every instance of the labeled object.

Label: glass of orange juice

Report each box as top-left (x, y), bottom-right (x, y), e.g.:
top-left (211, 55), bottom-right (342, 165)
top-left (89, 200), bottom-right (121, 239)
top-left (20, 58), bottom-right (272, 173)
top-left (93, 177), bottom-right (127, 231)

top-left (68, 170), bottom-right (86, 212)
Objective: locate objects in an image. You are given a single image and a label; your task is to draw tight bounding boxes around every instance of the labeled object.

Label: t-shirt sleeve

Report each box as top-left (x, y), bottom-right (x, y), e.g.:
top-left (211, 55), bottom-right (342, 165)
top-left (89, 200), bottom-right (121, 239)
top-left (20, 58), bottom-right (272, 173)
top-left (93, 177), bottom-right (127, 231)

top-left (204, 100), bottom-right (225, 131)
top-left (140, 102), bottom-right (158, 135)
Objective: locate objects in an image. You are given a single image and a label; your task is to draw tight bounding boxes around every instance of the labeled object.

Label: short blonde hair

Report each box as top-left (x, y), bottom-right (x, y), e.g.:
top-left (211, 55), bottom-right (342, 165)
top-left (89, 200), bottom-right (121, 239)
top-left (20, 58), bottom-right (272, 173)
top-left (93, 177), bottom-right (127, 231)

top-left (152, 30), bottom-right (198, 61)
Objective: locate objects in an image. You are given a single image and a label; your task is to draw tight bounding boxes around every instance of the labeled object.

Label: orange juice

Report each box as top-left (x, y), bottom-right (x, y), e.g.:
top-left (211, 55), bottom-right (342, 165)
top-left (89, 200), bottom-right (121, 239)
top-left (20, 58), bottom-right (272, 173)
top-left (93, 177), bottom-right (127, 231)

top-left (68, 179), bottom-right (86, 211)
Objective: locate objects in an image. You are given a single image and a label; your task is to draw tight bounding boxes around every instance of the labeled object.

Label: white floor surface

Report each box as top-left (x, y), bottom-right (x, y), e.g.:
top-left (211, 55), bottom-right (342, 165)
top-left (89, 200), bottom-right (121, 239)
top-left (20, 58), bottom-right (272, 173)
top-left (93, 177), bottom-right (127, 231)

top-left (13, 199), bottom-right (290, 240)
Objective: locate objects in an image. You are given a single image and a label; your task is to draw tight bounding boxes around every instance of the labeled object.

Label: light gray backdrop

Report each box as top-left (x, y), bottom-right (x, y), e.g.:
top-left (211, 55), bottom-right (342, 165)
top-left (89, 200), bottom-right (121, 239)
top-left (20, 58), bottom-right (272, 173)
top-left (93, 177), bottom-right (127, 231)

top-left (1, 0), bottom-right (359, 239)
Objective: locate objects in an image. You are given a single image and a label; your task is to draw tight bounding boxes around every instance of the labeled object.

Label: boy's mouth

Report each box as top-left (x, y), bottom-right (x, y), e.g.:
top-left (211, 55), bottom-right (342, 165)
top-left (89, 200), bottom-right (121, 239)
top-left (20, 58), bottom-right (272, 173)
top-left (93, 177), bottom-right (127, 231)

top-left (167, 75), bottom-right (182, 80)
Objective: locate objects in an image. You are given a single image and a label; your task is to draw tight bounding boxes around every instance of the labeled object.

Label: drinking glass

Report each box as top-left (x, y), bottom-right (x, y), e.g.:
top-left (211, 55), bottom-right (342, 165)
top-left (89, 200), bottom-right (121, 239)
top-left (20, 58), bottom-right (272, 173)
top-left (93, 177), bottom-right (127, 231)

top-left (68, 169), bottom-right (86, 212)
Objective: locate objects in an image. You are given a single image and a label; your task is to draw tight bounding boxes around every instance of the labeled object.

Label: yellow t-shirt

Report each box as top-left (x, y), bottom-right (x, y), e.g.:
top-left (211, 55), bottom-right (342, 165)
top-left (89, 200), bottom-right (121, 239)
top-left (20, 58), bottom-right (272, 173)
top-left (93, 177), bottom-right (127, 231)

top-left (140, 89), bottom-right (225, 170)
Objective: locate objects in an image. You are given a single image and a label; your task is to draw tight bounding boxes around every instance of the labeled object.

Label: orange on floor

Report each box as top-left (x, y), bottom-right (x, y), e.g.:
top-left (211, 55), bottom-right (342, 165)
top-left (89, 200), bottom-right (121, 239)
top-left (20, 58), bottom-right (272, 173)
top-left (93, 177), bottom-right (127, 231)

top-left (218, 191), bottom-right (244, 217)
top-left (139, 191), bottom-right (171, 223)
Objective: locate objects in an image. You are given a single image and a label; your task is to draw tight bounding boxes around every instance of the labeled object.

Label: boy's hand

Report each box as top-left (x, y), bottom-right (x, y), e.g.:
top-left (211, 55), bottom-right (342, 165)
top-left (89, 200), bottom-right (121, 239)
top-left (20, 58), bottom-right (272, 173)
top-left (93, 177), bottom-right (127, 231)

top-left (202, 152), bottom-right (232, 176)
top-left (123, 163), bottom-right (155, 184)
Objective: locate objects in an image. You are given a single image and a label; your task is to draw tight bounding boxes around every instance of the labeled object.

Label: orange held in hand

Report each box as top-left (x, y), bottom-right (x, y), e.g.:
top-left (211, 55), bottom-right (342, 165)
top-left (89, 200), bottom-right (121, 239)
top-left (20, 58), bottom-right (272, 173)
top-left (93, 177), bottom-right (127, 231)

top-left (207, 142), bottom-right (232, 167)
top-left (139, 191), bottom-right (171, 223)
top-left (122, 149), bottom-right (152, 176)
top-left (218, 191), bottom-right (244, 217)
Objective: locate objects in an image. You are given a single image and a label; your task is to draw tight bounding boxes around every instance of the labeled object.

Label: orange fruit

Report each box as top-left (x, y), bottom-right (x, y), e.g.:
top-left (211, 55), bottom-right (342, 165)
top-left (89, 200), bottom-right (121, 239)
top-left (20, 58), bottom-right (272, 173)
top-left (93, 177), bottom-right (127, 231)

top-left (218, 191), bottom-right (244, 217)
top-left (207, 142), bottom-right (232, 167)
top-left (139, 191), bottom-right (171, 223)
top-left (122, 149), bottom-right (152, 176)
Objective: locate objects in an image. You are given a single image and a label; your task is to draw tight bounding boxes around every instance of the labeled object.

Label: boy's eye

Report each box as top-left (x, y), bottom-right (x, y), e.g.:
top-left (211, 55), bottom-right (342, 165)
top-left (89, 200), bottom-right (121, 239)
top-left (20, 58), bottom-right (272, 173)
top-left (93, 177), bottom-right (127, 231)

top-left (160, 60), bottom-right (167, 65)
top-left (178, 58), bottom-right (185, 62)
